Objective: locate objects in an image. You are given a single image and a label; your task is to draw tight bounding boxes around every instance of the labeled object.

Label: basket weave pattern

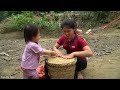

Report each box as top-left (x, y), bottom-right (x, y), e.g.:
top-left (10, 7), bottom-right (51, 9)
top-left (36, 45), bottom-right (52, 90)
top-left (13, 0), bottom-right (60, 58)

top-left (46, 58), bottom-right (77, 79)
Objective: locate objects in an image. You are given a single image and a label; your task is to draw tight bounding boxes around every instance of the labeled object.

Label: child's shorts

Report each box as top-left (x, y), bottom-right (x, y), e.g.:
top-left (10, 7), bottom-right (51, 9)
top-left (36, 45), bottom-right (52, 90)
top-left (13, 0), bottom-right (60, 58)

top-left (22, 69), bottom-right (39, 79)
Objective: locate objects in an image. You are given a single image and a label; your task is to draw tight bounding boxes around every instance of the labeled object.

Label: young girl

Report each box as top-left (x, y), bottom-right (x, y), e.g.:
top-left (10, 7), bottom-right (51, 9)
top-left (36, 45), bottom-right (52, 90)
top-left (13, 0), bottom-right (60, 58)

top-left (76, 29), bottom-right (83, 37)
top-left (21, 24), bottom-right (56, 79)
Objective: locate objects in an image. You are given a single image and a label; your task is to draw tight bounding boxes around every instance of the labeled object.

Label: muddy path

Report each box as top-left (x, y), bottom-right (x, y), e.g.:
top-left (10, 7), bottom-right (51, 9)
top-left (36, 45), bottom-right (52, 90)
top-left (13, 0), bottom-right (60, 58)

top-left (0, 29), bottom-right (120, 79)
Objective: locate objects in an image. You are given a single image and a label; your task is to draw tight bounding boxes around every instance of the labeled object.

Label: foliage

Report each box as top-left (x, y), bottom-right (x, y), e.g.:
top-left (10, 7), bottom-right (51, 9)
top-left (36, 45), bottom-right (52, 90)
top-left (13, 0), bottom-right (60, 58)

top-left (0, 11), bottom-right (120, 35)
top-left (0, 11), bottom-right (60, 34)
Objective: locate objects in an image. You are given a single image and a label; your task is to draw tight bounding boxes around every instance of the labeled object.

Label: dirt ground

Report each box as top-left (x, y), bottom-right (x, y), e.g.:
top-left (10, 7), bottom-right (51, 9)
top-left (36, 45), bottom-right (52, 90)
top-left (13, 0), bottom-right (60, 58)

top-left (0, 28), bottom-right (120, 79)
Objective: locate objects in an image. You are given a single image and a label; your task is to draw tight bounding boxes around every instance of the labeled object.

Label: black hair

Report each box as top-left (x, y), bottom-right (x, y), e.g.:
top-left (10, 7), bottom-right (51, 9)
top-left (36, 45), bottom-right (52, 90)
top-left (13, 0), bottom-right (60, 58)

top-left (61, 19), bottom-right (77, 29)
top-left (24, 24), bottom-right (39, 43)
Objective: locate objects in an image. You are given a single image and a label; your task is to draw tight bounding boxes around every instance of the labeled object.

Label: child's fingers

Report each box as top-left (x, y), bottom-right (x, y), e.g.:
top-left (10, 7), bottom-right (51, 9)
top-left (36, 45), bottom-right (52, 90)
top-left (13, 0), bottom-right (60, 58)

top-left (51, 56), bottom-right (57, 58)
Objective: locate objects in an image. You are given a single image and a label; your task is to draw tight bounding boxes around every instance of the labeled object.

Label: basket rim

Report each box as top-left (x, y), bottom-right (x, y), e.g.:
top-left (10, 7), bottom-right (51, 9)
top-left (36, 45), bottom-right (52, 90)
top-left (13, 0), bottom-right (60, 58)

top-left (47, 60), bottom-right (77, 67)
top-left (46, 57), bottom-right (77, 67)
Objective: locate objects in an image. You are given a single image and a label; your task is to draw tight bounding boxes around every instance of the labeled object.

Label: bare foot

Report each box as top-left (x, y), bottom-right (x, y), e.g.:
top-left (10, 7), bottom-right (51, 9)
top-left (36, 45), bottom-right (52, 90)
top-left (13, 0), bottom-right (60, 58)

top-left (77, 71), bottom-right (84, 79)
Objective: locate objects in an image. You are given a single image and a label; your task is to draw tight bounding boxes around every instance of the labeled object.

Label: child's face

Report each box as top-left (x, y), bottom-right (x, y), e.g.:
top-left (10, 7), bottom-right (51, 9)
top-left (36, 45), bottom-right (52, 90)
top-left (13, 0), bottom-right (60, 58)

top-left (76, 29), bottom-right (83, 36)
top-left (63, 27), bottom-right (75, 39)
top-left (32, 31), bottom-right (41, 43)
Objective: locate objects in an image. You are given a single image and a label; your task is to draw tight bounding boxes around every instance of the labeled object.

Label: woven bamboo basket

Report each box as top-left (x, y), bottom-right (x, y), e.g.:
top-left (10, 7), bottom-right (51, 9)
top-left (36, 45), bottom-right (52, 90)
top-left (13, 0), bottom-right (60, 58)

top-left (46, 57), bottom-right (77, 79)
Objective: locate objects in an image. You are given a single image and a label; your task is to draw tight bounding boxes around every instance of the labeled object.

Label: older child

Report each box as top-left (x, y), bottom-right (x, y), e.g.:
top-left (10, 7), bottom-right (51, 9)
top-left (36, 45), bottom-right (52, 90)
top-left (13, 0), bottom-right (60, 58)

top-left (53, 19), bottom-right (93, 79)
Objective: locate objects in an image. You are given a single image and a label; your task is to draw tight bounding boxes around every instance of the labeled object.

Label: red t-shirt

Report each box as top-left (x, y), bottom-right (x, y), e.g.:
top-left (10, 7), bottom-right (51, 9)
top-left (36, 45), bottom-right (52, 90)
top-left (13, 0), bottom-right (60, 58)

top-left (57, 34), bottom-right (88, 60)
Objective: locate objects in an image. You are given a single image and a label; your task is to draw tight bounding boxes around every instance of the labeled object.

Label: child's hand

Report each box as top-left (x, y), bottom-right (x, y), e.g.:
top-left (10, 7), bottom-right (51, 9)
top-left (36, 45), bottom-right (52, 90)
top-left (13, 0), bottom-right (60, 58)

top-left (50, 51), bottom-right (57, 57)
top-left (61, 53), bottom-right (74, 59)
top-left (55, 51), bottom-right (63, 57)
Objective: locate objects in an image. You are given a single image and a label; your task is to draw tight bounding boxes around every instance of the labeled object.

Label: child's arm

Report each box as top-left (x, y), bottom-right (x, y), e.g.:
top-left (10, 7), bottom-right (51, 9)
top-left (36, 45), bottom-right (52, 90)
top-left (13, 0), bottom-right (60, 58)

top-left (30, 43), bottom-right (56, 57)
top-left (42, 49), bottom-right (57, 57)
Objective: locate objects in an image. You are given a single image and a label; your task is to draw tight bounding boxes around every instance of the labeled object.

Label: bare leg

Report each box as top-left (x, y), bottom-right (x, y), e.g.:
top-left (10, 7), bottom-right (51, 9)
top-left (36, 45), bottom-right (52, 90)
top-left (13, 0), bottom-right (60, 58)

top-left (77, 71), bottom-right (84, 79)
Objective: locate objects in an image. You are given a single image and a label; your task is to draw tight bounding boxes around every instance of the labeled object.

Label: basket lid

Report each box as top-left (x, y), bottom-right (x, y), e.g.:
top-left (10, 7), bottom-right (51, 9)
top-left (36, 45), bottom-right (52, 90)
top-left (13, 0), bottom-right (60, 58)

top-left (47, 57), bottom-right (76, 65)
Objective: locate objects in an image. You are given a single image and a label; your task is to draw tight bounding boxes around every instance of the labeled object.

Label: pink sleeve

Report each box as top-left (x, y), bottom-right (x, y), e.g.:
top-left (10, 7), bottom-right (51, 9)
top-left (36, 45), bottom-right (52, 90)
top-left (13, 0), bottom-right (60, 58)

top-left (57, 35), bottom-right (66, 46)
top-left (31, 44), bottom-right (45, 54)
top-left (78, 37), bottom-right (88, 49)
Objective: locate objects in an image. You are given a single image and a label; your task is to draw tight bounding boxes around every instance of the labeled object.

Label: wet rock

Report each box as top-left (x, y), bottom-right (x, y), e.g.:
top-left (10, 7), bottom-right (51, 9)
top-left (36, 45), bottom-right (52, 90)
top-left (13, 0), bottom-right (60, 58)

top-left (0, 52), bottom-right (9, 57)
